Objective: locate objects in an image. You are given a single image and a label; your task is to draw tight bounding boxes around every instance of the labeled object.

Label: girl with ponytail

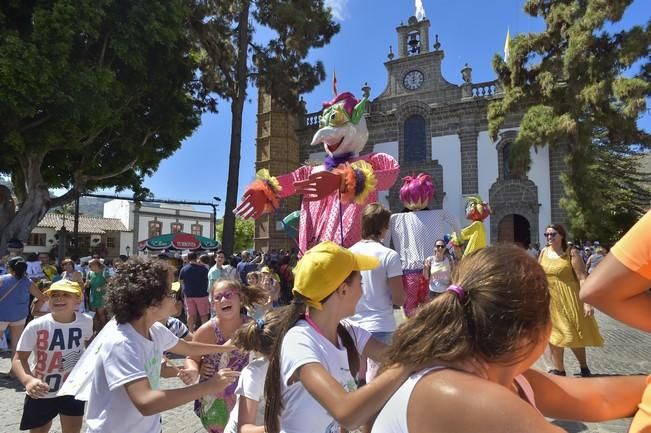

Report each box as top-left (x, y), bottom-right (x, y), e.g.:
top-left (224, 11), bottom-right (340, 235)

top-left (223, 308), bottom-right (283, 433)
top-left (263, 241), bottom-right (415, 433)
top-left (372, 244), bottom-right (646, 433)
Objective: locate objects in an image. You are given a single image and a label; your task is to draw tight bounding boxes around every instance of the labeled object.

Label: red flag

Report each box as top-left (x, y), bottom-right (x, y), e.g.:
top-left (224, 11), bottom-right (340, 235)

top-left (332, 70), bottom-right (338, 96)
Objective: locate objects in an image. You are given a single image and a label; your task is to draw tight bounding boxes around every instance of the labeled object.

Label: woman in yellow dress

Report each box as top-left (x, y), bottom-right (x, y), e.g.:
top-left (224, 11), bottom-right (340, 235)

top-left (539, 224), bottom-right (603, 377)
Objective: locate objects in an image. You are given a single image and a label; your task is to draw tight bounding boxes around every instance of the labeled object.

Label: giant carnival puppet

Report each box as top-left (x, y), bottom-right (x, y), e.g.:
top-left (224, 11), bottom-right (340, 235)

top-left (451, 194), bottom-right (491, 256)
top-left (235, 91), bottom-right (399, 252)
top-left (384, 173), bottom-right (461, 316)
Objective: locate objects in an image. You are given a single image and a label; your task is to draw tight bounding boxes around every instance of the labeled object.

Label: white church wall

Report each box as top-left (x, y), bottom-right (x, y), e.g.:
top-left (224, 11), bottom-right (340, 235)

top-left (477, 131), bottom-right (499, 244)
top-left (431, 135), bottom-right (464, 227)
top-left (373, 141), bottom-right (399, 209)
top-left (527, 145), bottom-right (552, 247)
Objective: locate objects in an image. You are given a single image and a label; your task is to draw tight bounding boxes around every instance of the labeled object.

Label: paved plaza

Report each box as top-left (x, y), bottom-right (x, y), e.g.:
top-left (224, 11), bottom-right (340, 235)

top-left (1, 311), bottom-right (650, 432)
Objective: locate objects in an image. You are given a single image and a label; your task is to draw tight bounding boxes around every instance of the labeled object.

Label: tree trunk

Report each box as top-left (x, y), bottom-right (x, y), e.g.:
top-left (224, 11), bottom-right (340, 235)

top-left (221, 0), bottom-right (250, 256)
top-left (0, 186), bottom-right (50, 256)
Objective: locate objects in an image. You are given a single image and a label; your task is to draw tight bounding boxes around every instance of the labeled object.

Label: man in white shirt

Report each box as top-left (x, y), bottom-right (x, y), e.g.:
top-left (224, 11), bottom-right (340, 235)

top-left (349, 203), bottom-right (405, 383)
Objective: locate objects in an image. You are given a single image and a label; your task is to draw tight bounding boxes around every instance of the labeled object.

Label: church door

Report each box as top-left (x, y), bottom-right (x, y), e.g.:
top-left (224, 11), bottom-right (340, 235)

top-left (497, 214), bottom-right (531, 248)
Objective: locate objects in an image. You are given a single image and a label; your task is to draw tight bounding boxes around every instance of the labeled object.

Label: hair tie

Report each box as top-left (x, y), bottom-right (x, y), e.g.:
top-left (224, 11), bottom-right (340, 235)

top-left (256, 318), bottom-right (265, 331)
top-left (447, 284), bottom-right (466, 301)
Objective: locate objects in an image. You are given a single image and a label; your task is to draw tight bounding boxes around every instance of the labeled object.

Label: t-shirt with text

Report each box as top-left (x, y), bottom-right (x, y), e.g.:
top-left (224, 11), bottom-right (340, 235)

top-left (16, 312), bottom-right (93, 398)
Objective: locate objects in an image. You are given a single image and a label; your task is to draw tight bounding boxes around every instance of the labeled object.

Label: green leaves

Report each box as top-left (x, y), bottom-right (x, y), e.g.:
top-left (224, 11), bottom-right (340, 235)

top-left (488, 0), bottom-right (649, 240)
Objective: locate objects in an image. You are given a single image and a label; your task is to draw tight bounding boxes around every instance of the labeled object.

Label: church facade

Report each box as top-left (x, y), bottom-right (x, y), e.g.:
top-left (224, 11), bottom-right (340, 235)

top-left (254, 15), bottom-right (566, 252)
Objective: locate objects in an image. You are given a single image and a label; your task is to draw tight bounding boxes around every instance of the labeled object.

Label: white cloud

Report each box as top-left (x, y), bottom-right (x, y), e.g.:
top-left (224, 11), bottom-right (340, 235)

top-left (325, 0), bottom-right (349, 21)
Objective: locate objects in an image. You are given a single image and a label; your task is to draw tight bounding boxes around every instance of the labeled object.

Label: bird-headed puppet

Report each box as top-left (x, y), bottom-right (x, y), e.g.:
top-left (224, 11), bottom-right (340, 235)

top-left (236, 91), bottom-right (399, 253)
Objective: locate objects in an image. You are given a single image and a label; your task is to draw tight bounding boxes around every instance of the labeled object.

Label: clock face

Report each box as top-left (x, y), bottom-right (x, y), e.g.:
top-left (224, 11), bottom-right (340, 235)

top-left (403, 70), bottom-right (424, 90)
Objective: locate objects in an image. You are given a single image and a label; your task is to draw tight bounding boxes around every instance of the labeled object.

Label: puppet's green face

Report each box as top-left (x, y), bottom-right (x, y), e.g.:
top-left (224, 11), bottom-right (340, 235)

top-left (311, 97), bottom-right (369, 157)
top-left (319, 104), bottom-right (350, 129)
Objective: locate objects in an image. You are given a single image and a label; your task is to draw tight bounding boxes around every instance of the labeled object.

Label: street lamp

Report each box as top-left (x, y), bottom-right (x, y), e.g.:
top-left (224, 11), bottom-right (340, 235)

top-left (126, 245), bottom-right (131, 257)
top-left (213, 197), bottom-right (222, 242)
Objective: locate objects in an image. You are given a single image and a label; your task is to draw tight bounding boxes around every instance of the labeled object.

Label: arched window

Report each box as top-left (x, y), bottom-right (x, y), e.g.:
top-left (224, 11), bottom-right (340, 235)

top-left (404, 115), bottom-right (426, 162)
top-left (502, 142), bottom-right (512, 179)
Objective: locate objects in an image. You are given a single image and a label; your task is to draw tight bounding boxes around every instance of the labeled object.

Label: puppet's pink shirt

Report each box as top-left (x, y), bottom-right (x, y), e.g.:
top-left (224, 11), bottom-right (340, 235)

top-left (276, 153), bottom-right (399, 253)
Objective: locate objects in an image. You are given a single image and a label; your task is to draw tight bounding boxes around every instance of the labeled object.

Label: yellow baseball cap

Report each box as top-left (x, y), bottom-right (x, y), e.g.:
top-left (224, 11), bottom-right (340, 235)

top-left (292, 241), bottom-right (379, 310)
top-left (44, 280), bottom-right (82, 297)
top-left (171, 282), bottom-right (181, 293)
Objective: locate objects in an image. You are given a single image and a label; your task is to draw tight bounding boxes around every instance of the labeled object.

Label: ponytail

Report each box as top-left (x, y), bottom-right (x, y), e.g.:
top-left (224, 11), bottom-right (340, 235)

top-left (264, 295), bottom-right (307, 433)
top-left (337, 323), bottom-right (360, 380)
top-left (10, 261), bottom-right (27, 279)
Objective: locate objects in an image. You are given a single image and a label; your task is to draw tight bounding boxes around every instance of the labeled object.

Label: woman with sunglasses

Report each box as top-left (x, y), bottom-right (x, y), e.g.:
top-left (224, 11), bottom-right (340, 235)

top-left (539, 224), bottom-right (603, 377)
top-left (423, 239), bottom-right (453, 299)
top-left (183, 279), bottom-right (267, 433)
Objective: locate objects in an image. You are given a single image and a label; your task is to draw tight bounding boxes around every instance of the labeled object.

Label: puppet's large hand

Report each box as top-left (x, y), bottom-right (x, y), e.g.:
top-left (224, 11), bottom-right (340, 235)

top-left (234, 189), bottom-right (269, 220)
top-left (294, 171), bottom-right (342, 202)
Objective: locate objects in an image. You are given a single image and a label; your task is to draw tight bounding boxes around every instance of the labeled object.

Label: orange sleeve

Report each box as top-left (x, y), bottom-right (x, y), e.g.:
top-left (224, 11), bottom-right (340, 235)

top-left (611, 210), bottom-right (651, 280)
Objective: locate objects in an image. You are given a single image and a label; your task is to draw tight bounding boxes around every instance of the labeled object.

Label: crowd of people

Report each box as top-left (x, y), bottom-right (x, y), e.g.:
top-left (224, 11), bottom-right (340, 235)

top-left (0, 206), bottom-right (649, 433)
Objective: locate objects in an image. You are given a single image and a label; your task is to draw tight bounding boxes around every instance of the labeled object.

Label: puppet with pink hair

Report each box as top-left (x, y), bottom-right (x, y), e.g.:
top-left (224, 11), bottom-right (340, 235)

top-left (235, 91), bottom-right (399, 252)
top-left (384, 173), bottom-right (461, 317)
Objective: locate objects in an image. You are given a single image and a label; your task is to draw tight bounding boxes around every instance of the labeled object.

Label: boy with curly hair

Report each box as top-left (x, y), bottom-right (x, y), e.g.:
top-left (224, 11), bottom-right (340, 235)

top-left (84, 256), bottom-right (240, 433)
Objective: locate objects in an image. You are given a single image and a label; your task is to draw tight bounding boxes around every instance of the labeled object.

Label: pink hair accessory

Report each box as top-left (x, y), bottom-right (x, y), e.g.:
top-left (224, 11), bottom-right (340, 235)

top-left (446, 284), bottom-right (466, 301)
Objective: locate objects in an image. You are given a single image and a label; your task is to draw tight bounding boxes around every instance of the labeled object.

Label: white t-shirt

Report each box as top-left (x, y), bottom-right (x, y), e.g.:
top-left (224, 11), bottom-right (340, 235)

top-left (224, 358), bottom-right (269, 433)
top-left (424, 256), bottom-right (451, 293)
top-left (279, 320), bottom-right (371, 433)
top-left (85, 322), bottom-right (179, 433)
top-left (16, 312), bottom-right (93, 398)
top-left (348, 240), bottom-right (403, 332)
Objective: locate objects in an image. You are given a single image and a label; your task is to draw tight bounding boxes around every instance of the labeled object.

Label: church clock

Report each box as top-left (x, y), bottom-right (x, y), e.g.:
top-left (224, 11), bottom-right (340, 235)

top-left (403, 70), bottom-right (424, 90)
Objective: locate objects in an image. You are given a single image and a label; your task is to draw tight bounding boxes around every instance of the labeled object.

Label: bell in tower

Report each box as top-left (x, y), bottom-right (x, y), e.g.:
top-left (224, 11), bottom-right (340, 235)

top-left (407, 31), bottom-right (421, 55)
top-left (397, 15), bottom-right (431, 58)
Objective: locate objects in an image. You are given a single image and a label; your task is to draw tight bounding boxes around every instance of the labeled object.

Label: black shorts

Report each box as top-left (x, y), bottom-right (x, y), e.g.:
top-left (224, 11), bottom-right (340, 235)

top-left (20, 394), bottom-right (85, 430)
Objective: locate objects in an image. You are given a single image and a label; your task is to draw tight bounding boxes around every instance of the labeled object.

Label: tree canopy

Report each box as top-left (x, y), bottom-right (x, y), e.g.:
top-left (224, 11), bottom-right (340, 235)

top-left (216, 218), bottom-right (254, 253)
top-left (189, 0), bottom-right (339, 254)
top-left (488, 0), bottom-right (650, 242)
top-left (0, 1), bottom-right (205, 253)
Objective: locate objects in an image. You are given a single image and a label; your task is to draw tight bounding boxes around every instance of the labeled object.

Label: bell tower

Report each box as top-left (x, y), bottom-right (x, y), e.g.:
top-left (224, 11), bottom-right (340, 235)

top-left (253, 90), bottom-right (301, 252)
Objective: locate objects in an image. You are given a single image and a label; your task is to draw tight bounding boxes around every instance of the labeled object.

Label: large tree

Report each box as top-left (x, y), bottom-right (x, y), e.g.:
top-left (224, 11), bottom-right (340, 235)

top-left (189, 0), bottom-right (339, 255)
top-left (0, 1), bottom-right (205, 255)
top-left (488, 0), bottom-right (650, 242)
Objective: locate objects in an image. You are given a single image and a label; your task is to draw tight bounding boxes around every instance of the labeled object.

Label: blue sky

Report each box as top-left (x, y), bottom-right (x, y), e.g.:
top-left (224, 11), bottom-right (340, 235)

top-left (94, 0), bottom-right (650, 216)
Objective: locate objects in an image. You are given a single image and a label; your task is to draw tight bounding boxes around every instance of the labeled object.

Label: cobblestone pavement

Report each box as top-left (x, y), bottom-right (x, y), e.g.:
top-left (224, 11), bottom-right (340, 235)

top-left (1, 311), bottom-right (649, 432)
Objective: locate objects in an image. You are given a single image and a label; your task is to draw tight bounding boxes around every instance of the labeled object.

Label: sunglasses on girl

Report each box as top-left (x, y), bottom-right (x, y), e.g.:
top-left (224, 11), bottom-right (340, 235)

top-left (435, 245), bottom-right (446, 249)
top-left (213, 291), bottom-right (239, 302)
top-left (544, 232), bottom-right (558, 238)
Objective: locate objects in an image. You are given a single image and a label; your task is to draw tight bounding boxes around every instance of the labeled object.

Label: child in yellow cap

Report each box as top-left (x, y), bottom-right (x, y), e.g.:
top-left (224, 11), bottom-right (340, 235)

top-left (12, 279), bottom-right (93, 433)
top-left (263, 241), bottom-right (416, 433)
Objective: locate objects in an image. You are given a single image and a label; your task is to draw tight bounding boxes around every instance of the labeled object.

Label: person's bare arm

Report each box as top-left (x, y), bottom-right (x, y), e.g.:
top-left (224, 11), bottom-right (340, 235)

top-left (124, 369), bottom-right (239, 416)
top-left (570, 248), bottom-right (593, 316)
top-left (388, 275), bottom-right (405, 306)
top-left (181, 321), bottom-right (215, 384)
top-left (297, 362), bottom-right (411, 430)
top-left (581, 253), bottom-right (651, 332)
top-left (238, 396), bottom-right (265, 433)
top-left (169, 337), bottom-right (235, 357)
top-left (361, 337), bottom-right (387, 363)
top-left (524, 368), bottom-right (646, 421)
top-left (12, 351), bottom-right (50, 398)
top-left (28, 282), bottom-right (45, 301)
